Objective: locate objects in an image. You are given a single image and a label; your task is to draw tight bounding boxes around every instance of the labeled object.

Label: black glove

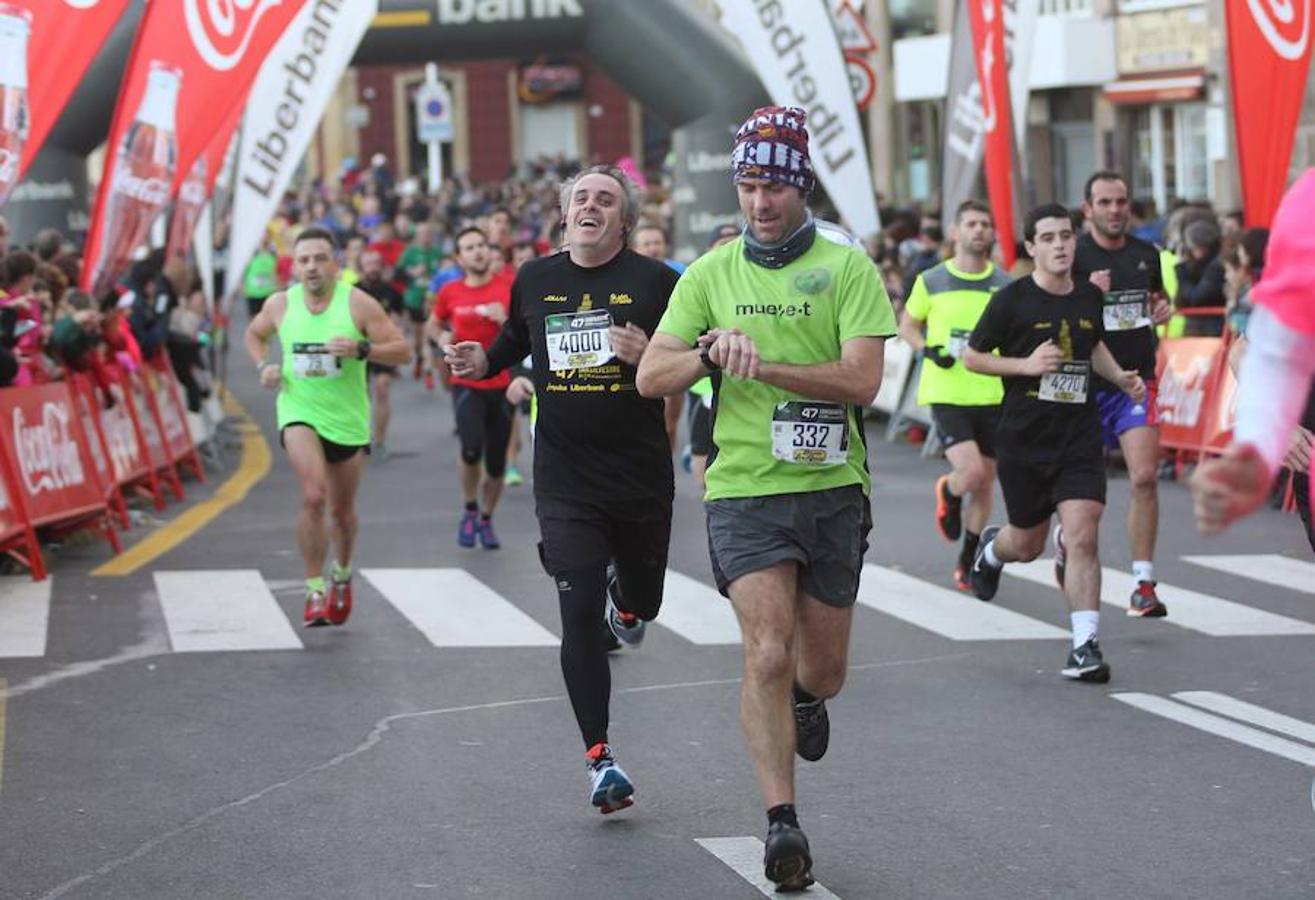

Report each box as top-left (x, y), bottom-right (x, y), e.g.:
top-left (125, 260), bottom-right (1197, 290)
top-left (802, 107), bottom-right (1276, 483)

top-left (924, 345), bottom-right (956, 369)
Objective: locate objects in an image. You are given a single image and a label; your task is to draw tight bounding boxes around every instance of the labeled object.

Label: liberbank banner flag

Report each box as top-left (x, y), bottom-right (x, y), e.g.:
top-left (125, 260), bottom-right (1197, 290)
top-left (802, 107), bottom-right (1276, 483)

top-left (226, 0), bottom-right (376, 295)
top-left (968, 0), bottom-right (1018, 268)
top-left (82, 0), bottom-right (309, 299)
top-left (0, 0), bottom-right (133, 206)
top-left (718, 0), bottom-right (880, 238)
top-left (1226, 0), bottom-right (1315, 227)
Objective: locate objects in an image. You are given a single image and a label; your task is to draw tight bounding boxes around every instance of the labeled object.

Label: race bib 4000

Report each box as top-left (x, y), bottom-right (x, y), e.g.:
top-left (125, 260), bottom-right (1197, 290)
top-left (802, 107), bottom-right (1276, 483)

top-left (545, 310), bottom-right (615, 372)
top-left (771, 402), bottom-right (849, 466)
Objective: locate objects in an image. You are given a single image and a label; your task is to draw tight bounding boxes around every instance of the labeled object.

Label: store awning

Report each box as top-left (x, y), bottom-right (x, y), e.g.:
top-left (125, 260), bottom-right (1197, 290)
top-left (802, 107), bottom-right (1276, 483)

top-left (1103, 70), bottom-right (1205, 105)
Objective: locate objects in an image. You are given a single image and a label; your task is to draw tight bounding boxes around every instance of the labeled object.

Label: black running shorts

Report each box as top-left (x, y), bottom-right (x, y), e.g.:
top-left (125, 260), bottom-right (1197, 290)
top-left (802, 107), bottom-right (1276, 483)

top-left (931, 404), bottom-right (1000, 458)
top-left (280, 422), bottom-right (369, 465)
top-left (996, 453), bottom-right (1106, 530)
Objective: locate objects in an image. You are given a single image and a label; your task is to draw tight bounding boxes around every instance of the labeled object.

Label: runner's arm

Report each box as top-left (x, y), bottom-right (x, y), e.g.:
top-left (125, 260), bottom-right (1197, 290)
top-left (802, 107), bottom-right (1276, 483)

top-left (243, 292), bottom-right (285, 370)
top-left (352, 291), bottom-right (412, 365)
top-left (897, 308), bottom-right (927, 352)
top-left (636, 332), bottom-right (710, 398)
top-left (755, 336), bottom-right (887, 406)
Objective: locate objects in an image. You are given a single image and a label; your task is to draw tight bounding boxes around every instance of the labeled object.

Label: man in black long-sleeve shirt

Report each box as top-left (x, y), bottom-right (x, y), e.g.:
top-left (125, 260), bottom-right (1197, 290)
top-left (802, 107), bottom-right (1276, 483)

top-left (446, 165), bottom-right (679, 816)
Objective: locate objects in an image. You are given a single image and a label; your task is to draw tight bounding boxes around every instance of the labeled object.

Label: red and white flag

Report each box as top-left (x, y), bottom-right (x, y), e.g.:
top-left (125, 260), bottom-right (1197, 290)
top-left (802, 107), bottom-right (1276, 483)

top-left (967, 0), bottom-right (1017, 268)
top-left (83, 0), bottom-right (306, 298)
top-left (0, 0), bottom-right (133, 207)
top-left (165, 95), bottom-right (246, 265)
top-left (1226, 0), bottom-right (1315, 226)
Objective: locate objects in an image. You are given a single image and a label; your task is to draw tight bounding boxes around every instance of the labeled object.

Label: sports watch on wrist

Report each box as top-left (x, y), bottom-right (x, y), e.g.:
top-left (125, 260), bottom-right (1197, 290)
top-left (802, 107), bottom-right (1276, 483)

top-left (356, 340), bottom-right (371, 361)
top-left (698, 344), bottom-right (720, 372)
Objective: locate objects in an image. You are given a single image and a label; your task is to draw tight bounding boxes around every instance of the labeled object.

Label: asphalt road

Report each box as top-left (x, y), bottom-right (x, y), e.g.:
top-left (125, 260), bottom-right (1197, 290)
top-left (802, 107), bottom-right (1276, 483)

top-left (1, 361), bottom-right (1313, 900)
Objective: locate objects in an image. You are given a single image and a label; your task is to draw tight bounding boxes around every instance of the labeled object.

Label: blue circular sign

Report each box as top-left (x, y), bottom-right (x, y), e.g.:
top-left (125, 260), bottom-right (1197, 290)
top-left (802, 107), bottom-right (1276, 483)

top-left (426, 99), bottom-right (444, 117)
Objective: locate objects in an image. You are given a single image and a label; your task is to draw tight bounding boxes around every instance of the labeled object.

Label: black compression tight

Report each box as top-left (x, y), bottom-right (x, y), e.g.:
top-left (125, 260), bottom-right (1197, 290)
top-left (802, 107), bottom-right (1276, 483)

top-left (556, 564), bottom-right (612, 749)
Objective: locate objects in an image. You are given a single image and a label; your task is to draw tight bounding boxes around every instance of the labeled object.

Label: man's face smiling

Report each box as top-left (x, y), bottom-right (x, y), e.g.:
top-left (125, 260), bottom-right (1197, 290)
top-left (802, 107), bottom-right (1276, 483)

top-left (565, 173), bottom-right (627, 255)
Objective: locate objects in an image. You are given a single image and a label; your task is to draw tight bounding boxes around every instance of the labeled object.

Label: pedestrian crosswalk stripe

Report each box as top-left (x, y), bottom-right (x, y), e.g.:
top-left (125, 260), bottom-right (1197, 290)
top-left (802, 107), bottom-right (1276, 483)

top-left (695, 837), bottom-right (843, 899)
top-left (1182, 554), bottom-right (1315, 596)
top-left (1112, 692), bottom-right (1315, 768)
top-left (362, 568), bottom-right (559, 647)
top-left (0, 577), bottom-right (50, 658)
top-left (857, 565), bottom-right (1068, 641)
top-left (1174, 691), bottom-right (1315, 746)
top-left (1006, 561), bottom-right (1315, 637)
top-left (154, 570), bottom-right (304, 653)
top-left (657, 570), bottom-right (741, 645)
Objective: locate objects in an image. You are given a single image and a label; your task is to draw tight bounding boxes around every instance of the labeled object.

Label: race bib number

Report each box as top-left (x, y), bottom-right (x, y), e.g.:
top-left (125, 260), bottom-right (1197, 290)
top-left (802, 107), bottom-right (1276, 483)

top-left (291, 342), bottom-right (342, 379)
top-left (771, 402), bottom-right (849, 466)
top-left (948, 328), bottom-right (972, 359)
top-left (545, 310), bottom-right (614, 372)
top-left (1038, 361), bottom-right (1090, 404)
top-left (1102, 289), bottom-right (1152, 332)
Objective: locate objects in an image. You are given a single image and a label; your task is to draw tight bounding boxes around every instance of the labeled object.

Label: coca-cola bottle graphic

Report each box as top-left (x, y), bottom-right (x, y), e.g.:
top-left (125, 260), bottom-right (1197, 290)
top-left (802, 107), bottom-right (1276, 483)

top-left (165, 155), bottom-right (207, 264)
top-left (0, 4), bottom-right (31, 207)
top-left (90, 62), bottom-right (181, 300)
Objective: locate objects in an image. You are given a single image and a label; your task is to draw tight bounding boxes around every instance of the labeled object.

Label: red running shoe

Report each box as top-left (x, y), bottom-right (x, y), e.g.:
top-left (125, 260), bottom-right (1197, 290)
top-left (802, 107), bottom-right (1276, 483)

top-left (303, 590), bottom-right (330, 627)
top-left (328, 576), bottom-right (353, 626)
top-left (1128, 581), bottom-right (1168, 618)
top-left (424, 369), bottom-right (436, 391)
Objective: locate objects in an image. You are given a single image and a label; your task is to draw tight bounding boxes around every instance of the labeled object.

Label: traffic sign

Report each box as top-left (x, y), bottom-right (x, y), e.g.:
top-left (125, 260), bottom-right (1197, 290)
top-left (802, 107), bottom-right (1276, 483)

top-left (830, 0), bottom-right (876, 55)
top-left (415, 80), bottom-right (454, 144)
top-left (846, 54), bottom-right (876, 110)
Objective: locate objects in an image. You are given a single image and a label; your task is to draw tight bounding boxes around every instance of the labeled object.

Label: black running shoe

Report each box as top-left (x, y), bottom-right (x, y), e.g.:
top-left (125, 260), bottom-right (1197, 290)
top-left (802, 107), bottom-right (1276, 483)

top-left (764, 820), bottom-right (814, 893)
top-left (969, 525), bottom-right (1003, 602)
top-left (1062, 638), bottom-right (1111, 683)
top-left (934, 474), bottom-right (962, 542)
top-left (794, 698), bottom-right (830, 762)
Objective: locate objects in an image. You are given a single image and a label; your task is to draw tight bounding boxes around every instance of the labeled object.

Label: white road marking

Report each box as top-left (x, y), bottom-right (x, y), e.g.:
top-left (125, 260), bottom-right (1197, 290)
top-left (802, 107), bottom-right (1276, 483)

top-left (1112, 693), bottom-right (1315, 768)
top-left (362, 568), bottom-right (559, 647)
top-left (0, 577), bottom-right (51, 658)
top-left (857, 565), bottom-right (1068, 641)
top-left (656, 569), bottom-right (741, 645)
top-left (1182, 554), bottom-right (1315, 596)
top-left (154, 570), bottom-right (303, 653)
top-left (1173, 691), bottom-right (1315, 745)
top-left (1007, 561), bottom-right (1315, 637)
top-left (696, 837), bottom-right (843, 899)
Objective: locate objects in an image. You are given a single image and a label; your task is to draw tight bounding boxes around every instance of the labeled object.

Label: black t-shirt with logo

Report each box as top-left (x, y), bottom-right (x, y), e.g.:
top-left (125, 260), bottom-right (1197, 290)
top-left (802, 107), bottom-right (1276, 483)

top-left (486, 248), bottom-right (680, 503)
top-left (1072, 233), bottom-right (1162, 386)
top-left (969, 275), bottom-right (1107, 463)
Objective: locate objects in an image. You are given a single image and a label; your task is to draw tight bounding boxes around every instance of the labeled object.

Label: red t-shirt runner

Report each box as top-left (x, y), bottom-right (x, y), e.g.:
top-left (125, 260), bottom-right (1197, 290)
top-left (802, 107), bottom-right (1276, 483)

top-left (434, 278), bottom-right (513, 389)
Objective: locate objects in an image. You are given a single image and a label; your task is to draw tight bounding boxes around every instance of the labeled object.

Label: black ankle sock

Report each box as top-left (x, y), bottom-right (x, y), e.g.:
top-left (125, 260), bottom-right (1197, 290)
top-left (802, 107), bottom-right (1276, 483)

top-left (961, 530), bottom-right (981, 565)
top-left (767, 804), bottom-right (799, 828)
top-left (480, 512), bottom-right (492, 523)
top-left (464, 500), bottom-right (477, 513)
top-left (792, 683), bottom-right (818, 705)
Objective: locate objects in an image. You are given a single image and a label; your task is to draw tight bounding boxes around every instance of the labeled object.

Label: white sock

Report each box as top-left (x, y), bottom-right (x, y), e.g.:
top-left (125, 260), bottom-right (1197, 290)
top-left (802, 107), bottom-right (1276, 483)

top-left (1132, 560), bottom-right (1154, 584)
top-left (983, 540), bottom-right (1002, 568)
top-left (1070, 610), bottom-right (1100, 648)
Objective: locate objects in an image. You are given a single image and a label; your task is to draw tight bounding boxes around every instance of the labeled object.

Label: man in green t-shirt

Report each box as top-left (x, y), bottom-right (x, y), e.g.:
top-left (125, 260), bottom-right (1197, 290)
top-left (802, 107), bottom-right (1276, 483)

top-left (244, 227), bottom-right (411, 628)
top-left (637, 106), bottom-right (895, 893)
top-left (398, 223), bottom-right (442, 378)
top-left (243, 234), bottom-right (280, 319)
top-left (899, 200), bottom-right (1011, 590)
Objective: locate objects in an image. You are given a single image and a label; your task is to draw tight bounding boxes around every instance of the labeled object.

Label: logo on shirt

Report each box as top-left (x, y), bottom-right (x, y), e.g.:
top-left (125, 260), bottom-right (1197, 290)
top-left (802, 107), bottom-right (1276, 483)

top-left (793, 268), bottom-right (832, 296)
top-left (609, 292), bottom-right (633, 305)
top-left (1137, 261), bottom-right (1148, 271)
top-left (1079, 318), bottom-right (1094, 330)
top-left (542, 294), bottom-right (568, 303)
top-left (579, 293), bottom-right (593, 310)
top-left (734, 301), bottom-right (815, 319)
top-left (1033, 322), bottom-right (1052, 330)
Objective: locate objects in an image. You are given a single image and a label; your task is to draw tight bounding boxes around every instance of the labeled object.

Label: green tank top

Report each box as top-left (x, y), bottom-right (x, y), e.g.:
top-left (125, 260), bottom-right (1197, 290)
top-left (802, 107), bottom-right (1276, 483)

top-left (276, 280), bottom-right (370, 446)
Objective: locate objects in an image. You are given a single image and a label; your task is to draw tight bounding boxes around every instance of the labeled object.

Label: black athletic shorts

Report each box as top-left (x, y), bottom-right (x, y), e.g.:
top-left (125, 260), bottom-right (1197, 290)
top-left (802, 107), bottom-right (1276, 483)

top-left (454, 385), bottom-right (513, 477)
top-left (536, 494), bottom-right (673, 582)
top-left (931, 404), bottom-right (1000, 458)
top-left (687, 395), bottom-right (713, 457)
top-left (367, 361), bottom-right (398, 377)
top-left (996, 453), bottom-right (1106, 530)
top-left (406, 305), bottom-right (427, 324)
top-left (246, 295), bottom-right (270, 319)
top-left (280, 422), bottom-right (370, 464)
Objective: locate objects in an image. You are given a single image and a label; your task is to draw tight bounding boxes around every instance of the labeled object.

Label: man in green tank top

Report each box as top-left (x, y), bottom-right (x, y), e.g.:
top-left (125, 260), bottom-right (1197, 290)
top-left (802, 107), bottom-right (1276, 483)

top-left (244, 226), bottom-right (410, 628)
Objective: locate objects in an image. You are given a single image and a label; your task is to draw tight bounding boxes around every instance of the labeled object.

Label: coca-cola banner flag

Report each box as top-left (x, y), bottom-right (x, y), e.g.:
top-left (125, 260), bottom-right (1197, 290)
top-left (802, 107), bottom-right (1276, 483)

top-left (166, 97), bottom-right (244, 265)
top-left (0, 382), bottom-right (107, 527)
top-left (0, 0), bottom-right (133, 207)
top-left (1226, 0), bottom-right (1315, 226)
top-left (227, 0), bottom-right (377, 294)
top-left (967, 0), bottom-right (1018, 268)
top-left (83, 0), bottom-right (308, 298)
